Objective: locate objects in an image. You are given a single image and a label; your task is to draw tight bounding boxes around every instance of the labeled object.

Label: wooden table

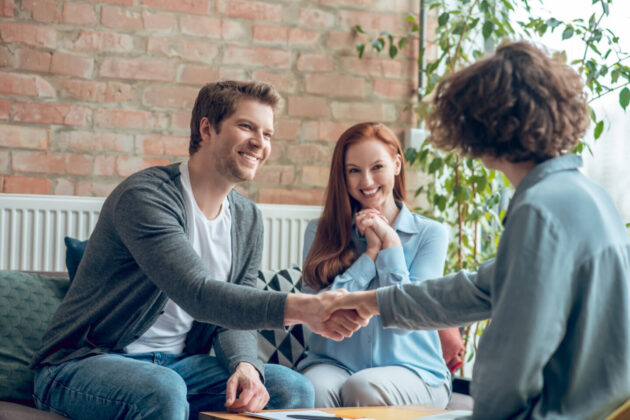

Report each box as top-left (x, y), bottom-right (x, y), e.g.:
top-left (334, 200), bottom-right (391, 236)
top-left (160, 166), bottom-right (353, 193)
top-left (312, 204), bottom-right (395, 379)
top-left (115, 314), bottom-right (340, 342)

top-left (200, 404), bottom-right (449, 420)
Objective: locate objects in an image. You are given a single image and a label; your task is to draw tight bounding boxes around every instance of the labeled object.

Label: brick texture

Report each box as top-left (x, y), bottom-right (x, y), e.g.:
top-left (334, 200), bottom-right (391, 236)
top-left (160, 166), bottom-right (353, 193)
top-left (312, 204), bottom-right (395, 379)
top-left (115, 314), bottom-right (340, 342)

top-left (0, 22), bottom-right (57, 48)
top-left (101, 5), bottom-right (142, 31)
top-left (50, 52), bottom-right (94, 78)
top-left (1, 0), bottom-right (15, 17)
top-left (0, 0), bottom-right (420, 202)
top-left (63, 3), bottom-right (96, 26)
top-left (0, 99), bottom-right (9, 120)
top-left (2, 175), bottom-right (52, 194)
top-left (17, 47), bottom-right (52, 72)
top-left (140, 0), bottom-right (209, 15)
top-left (22, 0), bottom-right (60, 23)
top-left (12, 102), bottom-right (91, 126)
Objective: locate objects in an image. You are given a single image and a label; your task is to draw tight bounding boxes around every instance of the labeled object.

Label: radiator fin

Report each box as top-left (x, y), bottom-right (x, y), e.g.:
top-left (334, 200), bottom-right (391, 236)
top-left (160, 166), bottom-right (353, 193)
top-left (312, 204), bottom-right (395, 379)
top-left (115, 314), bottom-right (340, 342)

top-left (0, 194), bottom-right (321, 273)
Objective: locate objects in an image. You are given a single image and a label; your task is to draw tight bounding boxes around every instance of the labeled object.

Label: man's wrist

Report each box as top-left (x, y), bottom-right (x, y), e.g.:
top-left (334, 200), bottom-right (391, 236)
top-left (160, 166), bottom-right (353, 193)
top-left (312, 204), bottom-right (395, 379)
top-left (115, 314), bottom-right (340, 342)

top-left (284, 293), bottom-right (316, 325)
top-left (235, 362), bottom-right (263, 380)
top-left (352, 290), bottom-right (380, 318)
top-left (235, 361), bottom-right (255, 371)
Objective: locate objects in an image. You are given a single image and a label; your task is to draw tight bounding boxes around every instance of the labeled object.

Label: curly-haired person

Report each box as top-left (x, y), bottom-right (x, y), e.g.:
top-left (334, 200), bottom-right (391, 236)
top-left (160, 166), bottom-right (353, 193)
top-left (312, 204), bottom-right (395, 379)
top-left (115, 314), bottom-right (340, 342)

top-left (325, 41), bottom-right (630, 419)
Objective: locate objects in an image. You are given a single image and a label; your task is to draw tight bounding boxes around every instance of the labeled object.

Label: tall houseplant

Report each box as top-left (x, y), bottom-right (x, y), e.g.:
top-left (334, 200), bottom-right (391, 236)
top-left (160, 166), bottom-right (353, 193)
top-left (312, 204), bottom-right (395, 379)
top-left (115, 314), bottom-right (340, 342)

top-left (356, 0), bottom-right (629, 376)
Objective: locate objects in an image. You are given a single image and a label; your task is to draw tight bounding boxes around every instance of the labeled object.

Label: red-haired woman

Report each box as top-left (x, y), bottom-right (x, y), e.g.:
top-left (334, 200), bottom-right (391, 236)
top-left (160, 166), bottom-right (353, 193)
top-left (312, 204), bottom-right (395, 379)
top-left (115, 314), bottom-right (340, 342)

top-left (297, 122), bottom-right (463, 408)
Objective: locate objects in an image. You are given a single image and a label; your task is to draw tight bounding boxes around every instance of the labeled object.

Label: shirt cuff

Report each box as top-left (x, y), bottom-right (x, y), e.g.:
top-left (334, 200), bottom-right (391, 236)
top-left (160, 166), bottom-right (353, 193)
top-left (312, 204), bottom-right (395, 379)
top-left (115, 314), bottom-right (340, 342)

top-left (376, 286), bottom-right (397, 328)
top-left (375, 246), bottom-right (407, 279)
top-left (339, 252), bottom-right (376, 289)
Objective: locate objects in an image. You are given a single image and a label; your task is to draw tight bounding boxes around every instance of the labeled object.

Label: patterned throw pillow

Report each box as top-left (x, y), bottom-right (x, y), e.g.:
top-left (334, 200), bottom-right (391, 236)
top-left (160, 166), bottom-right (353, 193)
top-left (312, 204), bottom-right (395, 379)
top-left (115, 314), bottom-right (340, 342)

top-left (256, 268), bottom-right (311, 369)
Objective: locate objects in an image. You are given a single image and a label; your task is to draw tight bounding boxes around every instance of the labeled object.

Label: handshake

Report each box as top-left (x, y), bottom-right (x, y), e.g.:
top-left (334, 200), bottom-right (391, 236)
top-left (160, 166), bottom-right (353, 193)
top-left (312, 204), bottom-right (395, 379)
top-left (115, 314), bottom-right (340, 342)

top-left (284, 289), bottom-right (380, 341)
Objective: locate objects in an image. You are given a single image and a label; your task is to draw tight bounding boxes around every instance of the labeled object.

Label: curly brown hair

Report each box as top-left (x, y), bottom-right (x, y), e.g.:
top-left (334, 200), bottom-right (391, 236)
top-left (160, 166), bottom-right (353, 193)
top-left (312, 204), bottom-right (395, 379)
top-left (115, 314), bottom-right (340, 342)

top-left (426, 41), bottom-right (589, 162)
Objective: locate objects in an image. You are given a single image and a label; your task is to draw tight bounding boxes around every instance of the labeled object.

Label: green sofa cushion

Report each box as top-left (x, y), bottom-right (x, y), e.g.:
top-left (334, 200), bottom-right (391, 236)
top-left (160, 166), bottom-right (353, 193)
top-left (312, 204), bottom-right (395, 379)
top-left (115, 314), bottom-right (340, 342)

top-left (0, 271), bottom-right (69, 402)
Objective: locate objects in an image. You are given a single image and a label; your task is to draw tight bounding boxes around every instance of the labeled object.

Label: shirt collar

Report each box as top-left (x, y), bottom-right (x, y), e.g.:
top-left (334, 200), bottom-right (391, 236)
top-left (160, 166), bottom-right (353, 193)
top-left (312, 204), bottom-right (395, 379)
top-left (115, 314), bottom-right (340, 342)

top-left (517, 154), bottom-right (582, 192)
top-left (503, 154), bottom-right (582, 225)
top-left (392, 202), bottom-right (421, 234)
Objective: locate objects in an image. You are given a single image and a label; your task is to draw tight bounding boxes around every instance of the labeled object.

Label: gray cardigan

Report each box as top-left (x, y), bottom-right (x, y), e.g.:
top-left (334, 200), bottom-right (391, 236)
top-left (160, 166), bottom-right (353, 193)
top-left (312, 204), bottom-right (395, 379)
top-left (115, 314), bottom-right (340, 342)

top-left (31, 164), bottom-right (287, 378)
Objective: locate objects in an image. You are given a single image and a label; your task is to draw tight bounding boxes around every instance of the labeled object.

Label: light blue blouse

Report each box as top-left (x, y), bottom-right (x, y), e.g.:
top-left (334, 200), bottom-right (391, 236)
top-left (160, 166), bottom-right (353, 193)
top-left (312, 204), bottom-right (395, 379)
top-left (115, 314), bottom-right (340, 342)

top-left (297, 203), bottom-right (451, 387)
top-left (377, 155), bottom-right (630, 419)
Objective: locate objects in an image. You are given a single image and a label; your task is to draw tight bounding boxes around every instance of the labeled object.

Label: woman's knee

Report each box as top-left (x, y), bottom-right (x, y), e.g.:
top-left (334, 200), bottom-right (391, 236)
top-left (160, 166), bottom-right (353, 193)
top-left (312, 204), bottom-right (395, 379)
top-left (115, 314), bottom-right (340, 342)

top-left (340, 374), bottom-right (387, 406)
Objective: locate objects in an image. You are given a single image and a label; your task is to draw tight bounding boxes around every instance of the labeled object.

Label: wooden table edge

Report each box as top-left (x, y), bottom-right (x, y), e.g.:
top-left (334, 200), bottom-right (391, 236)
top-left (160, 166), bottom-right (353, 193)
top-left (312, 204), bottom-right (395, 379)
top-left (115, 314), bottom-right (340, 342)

top-left (200, 404), bottom-right (449, 420)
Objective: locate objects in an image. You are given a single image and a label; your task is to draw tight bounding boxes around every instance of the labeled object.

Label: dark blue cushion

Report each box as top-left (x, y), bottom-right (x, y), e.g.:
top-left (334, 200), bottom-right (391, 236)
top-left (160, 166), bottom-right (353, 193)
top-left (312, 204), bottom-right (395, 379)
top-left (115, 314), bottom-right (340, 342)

top-left (64, 237), bottom-right (87, 283)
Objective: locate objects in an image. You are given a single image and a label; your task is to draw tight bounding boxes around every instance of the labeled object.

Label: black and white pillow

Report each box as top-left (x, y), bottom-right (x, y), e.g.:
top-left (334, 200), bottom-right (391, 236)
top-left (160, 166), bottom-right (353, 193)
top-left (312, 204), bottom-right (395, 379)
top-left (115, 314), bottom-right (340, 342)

top-left (257, 268), bottom-right (311, 369)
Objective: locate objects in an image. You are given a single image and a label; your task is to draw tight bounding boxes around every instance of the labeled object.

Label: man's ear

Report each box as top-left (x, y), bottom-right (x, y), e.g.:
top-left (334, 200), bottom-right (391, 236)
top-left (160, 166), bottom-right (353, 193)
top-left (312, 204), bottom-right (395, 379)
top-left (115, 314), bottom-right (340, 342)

top-left (199, 117), bottom-right (213, 143)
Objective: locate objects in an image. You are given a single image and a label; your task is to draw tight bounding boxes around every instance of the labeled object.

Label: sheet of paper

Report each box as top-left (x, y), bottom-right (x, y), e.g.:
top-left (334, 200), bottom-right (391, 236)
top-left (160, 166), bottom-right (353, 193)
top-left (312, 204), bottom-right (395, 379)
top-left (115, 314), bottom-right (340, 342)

top-left (413, 410), bottom-right (472, 419)
top-left (243, 409), bottom-right (340, 420)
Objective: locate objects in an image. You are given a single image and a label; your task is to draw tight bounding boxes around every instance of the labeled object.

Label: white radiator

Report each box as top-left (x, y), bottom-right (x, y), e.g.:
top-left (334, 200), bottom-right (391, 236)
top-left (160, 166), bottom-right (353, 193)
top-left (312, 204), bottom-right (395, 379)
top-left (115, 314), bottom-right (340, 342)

top-left (0, 193), bottom-right (321, 273)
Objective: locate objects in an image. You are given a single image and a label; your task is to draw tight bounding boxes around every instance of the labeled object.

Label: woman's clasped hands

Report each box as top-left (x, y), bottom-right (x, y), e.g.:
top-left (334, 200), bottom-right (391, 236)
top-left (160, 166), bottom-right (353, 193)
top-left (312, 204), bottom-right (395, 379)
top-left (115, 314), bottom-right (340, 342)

top-left (354, 208), bottom-right (401, 260)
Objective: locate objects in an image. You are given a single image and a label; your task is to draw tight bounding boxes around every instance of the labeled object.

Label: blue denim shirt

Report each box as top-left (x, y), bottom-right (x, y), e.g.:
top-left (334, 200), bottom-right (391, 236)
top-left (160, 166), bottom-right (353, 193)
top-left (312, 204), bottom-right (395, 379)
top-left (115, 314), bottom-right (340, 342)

top-left (378, 155), bottom-right (630, 419)
top-left (298, 203), bottom-right (451, 387)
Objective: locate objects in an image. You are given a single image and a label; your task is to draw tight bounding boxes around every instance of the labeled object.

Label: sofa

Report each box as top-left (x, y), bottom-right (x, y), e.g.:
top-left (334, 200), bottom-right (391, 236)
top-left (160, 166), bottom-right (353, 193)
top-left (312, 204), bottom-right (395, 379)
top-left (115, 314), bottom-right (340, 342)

top-left (0, 259), bottom-right (472, 419)
top-left (0, 266), bottom-right (309, 419)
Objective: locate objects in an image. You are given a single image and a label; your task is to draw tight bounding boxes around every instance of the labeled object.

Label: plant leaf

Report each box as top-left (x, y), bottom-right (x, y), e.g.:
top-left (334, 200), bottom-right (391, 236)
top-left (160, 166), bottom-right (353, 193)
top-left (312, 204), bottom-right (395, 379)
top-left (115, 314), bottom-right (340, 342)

top-left (428, 157), bottom-right (443, 173)
top-left (482, 21), bottom-right (494, 39)
top-left (594, 120), bottom-right (604, 139)
top-left (389, 45), bottom-right (398, 59)
top-left (620, 87), bottom-right (630, 110)
top-left (562, 26), bottom-right (574, 40)
top-left (438, 12), bottom-right (450, 27)
top-left (356, 43), bottom-right (365, 59)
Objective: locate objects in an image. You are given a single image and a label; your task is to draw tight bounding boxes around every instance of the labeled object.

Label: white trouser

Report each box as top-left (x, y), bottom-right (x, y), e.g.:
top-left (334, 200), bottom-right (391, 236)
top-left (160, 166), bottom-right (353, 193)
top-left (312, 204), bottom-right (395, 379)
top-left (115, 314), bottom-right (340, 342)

top-left (302, 364), bottom-right (451, 408)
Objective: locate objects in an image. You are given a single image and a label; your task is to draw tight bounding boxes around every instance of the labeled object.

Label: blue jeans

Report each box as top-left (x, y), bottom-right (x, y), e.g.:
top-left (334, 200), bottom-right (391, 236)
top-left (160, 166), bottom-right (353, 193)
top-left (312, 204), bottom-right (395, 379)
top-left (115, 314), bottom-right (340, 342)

top-left (33, 353), bottom-right (314, 420)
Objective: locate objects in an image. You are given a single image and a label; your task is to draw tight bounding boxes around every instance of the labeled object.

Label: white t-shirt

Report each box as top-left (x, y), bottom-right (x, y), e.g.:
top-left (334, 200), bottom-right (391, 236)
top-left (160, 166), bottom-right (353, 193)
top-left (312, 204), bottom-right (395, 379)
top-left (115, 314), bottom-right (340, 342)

top-left (126, 160), bottom-right (232, 354)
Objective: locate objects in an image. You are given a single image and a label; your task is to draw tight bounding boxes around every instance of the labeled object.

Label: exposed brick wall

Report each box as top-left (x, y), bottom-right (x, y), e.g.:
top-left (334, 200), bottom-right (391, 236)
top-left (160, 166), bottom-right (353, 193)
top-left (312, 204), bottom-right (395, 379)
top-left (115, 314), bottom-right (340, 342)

top-left (0, 0), bottom-right (421, 205)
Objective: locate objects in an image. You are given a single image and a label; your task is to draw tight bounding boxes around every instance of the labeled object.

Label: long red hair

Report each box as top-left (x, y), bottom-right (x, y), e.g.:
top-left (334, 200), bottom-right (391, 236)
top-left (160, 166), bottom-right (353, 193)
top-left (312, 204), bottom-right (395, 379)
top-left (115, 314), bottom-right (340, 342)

top-left (302, 122), bottom-right (407, 290)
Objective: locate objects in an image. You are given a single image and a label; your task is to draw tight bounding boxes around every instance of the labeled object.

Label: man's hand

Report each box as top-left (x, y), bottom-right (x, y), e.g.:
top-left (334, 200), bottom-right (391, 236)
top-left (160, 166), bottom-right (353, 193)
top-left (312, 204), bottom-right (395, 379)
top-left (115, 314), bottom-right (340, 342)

top-left (224, 362), bottom-right (269, 413)
top-left (322, 290), bottom-right (380, 321)
top-left (284, 290), bottom-right (372, 341)
top-left (438, 328), bottom-right (465, 373)
top-left (323, 308), bottom-right (366, 339)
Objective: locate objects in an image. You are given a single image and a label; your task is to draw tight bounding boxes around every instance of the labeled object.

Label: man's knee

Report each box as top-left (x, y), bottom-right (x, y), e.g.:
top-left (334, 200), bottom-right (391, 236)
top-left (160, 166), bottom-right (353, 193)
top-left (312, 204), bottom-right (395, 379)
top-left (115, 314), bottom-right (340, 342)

top-left (136, 368), bottom-right (189, 419)
top-left (264, 365), bottom-right (314, 409)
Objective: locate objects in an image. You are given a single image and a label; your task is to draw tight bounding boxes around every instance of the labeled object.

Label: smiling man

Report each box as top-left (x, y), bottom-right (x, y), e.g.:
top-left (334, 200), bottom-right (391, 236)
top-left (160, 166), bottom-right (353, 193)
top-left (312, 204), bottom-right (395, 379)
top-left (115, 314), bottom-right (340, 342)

top-left (30, 81), bottom-right (362, 420)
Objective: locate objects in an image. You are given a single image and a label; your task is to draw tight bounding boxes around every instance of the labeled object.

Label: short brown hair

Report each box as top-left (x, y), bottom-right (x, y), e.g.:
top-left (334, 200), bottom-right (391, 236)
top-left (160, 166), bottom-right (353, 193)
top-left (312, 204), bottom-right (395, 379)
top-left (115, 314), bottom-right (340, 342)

top-left (427, 41), bottom-right (589, 162)
top-left (189, 80), bottom-right (281, 155)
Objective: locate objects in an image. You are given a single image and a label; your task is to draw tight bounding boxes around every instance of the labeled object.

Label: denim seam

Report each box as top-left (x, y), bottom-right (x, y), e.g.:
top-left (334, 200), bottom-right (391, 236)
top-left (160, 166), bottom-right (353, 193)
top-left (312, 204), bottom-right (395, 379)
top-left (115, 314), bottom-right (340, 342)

top-left (46, 374), bottom-right (140, 416)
